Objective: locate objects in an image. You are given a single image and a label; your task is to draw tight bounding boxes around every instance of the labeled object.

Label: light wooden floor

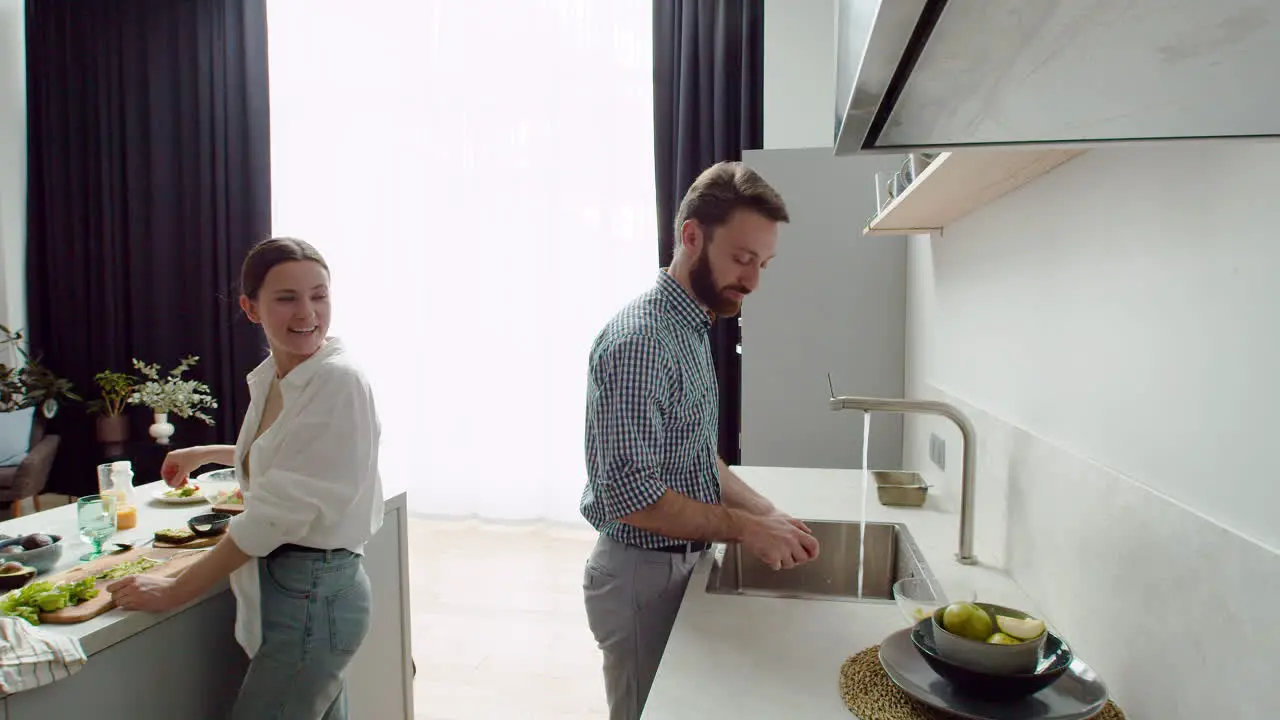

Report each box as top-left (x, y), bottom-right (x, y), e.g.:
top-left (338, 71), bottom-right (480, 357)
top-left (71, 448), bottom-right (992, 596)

top-left (407, 516), bottom-right (607, 720)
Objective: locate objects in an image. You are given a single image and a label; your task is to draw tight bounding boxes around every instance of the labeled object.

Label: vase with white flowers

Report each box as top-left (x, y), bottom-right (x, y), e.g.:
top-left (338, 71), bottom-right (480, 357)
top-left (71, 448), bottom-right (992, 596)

top-left (127, 356), bottom-right (218, 445)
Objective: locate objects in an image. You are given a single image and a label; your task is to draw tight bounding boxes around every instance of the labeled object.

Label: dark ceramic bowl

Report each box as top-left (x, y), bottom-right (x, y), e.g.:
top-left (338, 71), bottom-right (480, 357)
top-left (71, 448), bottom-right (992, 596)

top-left (911, 618), bottom-right (1073, 700)
top-left (0, 533), bottom-right (64, 574)
top-left (187, 512), bottom-right (232, 537)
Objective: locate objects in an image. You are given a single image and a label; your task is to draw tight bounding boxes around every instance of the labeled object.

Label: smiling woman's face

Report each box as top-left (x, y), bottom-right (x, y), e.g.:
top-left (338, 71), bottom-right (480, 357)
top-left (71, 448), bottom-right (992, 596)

top-left (240, 260), bottom-right (331, 372)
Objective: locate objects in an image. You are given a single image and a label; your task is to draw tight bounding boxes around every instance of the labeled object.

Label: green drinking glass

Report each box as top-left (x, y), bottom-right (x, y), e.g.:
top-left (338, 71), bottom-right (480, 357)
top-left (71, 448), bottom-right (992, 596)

top-left (77, 494), bottom-right (118, 561)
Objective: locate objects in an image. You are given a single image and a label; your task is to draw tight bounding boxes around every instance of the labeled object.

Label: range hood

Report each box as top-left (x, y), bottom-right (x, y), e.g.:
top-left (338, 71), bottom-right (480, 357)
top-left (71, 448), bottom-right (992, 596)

top-left (835, 0), bottom-right (1280, 154)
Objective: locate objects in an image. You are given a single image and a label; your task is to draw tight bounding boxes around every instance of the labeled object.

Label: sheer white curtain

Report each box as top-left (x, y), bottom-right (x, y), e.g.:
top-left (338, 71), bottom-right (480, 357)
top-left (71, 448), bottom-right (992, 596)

top-left (267, 0), bottom-right (656, 523)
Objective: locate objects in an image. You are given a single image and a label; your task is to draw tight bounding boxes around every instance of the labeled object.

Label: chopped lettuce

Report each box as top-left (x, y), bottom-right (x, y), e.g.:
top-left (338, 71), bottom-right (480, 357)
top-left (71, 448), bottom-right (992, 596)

top-left (0, 576), bottom-right (100, 625)
top-left (65, 577), bottom-right (100, 603)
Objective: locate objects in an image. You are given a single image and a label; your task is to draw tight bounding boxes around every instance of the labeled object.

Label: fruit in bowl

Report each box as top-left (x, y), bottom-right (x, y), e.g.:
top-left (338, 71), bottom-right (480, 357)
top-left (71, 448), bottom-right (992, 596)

top-left (931, 601), bottom-right (1048, 674)
top-left (942, 601), bottom-right (994, 640)
top-left (992, 615), bottom-right (1046, 642)
top-left (0, 534), bottom-right (64, 575)
top-left (19, 534), bottom-right (54, 551)
top-left (941, 600), bottom-right (1046, 644)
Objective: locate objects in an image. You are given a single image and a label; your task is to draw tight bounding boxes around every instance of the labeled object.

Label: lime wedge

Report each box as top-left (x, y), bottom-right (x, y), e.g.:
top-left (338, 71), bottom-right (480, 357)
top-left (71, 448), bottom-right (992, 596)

top-left (996, 615), bottom-right (1045, 640)
top-left (986, 632), bottom-right (1022, 645)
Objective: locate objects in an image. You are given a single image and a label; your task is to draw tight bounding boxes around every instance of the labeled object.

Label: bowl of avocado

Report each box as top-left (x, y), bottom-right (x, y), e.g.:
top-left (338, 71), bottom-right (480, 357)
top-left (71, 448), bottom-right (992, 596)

top-left (0, 533), bottom-right (63, 574)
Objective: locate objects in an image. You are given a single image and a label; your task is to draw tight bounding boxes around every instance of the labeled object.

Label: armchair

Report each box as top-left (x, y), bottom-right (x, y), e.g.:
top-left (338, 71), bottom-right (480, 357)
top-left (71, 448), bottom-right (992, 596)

top-left (0, 416), bottom-right (61, 517)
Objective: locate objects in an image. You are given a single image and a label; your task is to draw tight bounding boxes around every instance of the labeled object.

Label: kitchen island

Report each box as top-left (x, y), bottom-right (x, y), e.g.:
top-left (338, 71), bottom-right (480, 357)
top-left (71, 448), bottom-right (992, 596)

top-left (644, 466), bottom-right (1047, 719)
top-left (0, 480), bottom-right (413, 719)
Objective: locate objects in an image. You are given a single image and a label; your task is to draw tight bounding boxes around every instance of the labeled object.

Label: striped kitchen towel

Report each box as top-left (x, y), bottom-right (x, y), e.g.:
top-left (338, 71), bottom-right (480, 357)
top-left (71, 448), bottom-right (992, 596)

top-left (0, 617), bottom-right (88, 694)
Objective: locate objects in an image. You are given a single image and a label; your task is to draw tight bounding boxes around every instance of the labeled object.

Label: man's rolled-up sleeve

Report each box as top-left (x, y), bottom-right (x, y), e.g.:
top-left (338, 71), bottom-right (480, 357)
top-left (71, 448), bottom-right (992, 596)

top-left (586, 333), bottom-right (670, 522)
top-left (228, 368), bottom-right (378, 557)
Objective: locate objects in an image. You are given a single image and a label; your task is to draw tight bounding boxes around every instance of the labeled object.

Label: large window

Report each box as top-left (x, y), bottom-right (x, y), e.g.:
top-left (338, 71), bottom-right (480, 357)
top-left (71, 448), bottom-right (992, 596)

top-left (267, 0), bottom-right (657, 522)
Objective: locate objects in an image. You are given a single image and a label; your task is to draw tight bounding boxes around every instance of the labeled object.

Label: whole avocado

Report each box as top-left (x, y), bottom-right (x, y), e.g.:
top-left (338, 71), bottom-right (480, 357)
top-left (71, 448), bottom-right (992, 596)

top-left (20, 534), bottom-right (53, 550)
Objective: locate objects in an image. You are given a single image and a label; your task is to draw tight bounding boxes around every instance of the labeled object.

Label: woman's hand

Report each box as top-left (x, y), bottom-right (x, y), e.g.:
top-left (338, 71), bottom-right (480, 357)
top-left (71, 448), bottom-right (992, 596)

top-left (160, 447), bottom-right (209, 488)
top-left (107, 575), bottom-right (184, 613)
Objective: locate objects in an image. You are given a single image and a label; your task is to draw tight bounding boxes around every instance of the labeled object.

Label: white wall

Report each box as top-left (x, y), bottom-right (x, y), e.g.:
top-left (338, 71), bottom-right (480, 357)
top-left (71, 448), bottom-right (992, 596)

top-left (0, 0), bottom-right (25, 356)
top-left (740, 148), bottom-right (905, 471)
top-left (904, 141), bottom-right (1280, 719)
top-left (763, 0), bottom-right (834, 149)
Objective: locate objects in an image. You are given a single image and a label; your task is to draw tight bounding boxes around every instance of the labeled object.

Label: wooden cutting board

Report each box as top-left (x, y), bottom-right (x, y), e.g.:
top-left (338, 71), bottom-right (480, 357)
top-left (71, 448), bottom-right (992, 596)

top-left (35, 545), bottom-right (210, 624)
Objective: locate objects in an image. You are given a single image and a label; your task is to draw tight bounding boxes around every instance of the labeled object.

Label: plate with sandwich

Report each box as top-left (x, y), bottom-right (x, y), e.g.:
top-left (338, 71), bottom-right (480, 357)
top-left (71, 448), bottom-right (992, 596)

top-left (153, 483), bottom-right (208, 505)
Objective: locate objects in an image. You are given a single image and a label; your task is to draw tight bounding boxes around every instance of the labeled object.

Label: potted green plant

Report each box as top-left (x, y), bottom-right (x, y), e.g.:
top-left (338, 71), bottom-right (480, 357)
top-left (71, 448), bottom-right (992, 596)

top-left (127, 356), bottom-right (217, 445)
top-left (87, 370), bottom-right (137, 455)
top-left (0, 325), bottom-right (80, 418)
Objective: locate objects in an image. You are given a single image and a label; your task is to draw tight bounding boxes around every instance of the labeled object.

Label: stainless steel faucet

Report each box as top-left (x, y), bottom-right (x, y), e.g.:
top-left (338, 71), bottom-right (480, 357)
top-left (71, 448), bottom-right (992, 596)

top-left (828, 394), bottom-right (979, 565)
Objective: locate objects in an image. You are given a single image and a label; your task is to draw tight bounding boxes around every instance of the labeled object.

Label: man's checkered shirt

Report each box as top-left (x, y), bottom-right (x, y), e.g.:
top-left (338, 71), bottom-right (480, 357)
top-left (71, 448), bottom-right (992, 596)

top-left (579, 271), bottom-right (721, 548)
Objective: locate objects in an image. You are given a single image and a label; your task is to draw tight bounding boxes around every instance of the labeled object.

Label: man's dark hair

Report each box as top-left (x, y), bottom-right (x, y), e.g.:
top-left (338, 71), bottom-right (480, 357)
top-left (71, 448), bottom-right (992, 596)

top-left (673, 161), bottom-right (789, 255)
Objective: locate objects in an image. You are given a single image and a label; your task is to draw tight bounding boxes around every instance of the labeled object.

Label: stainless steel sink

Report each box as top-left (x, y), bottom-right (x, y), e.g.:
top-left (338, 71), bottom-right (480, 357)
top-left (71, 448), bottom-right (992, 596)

top-left (704, 520), bottom-right (943, 604)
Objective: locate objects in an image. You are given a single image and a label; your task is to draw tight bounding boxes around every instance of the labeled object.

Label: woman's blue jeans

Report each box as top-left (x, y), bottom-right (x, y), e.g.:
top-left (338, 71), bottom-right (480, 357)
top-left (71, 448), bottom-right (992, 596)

top-left (231, 547), bottom-right (373, 720)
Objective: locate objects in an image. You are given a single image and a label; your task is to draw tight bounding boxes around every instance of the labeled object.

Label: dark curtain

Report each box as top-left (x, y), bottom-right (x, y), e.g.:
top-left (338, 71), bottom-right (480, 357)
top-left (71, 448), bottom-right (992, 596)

top-left (24, 0), bottom-right (271, 495)
top-left (653, 0), bottom-right (764, 465)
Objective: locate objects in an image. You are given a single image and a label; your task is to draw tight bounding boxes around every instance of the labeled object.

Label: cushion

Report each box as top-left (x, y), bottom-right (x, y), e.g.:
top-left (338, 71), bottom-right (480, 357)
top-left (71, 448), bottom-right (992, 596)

top-left (0, 407), bottom-right (34, 467)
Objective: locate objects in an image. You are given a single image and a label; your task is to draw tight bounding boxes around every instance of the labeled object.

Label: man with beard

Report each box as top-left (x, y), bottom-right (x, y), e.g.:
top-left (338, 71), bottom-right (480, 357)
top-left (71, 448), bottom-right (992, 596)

top-left (579, 161), bottom-right (820, 720)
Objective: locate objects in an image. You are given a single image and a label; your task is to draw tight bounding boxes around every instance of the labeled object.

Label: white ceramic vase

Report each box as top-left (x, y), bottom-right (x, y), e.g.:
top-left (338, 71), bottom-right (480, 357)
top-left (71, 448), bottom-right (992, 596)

top-left (149, 411), bottom-right (175, 445)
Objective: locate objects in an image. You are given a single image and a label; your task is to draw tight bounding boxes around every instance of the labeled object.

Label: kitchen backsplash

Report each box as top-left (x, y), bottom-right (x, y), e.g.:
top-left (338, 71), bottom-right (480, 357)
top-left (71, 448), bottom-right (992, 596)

top-left (897, 140), bottom-right (1280, 717)
top-left (904, 384), bottom-right (1277, 719)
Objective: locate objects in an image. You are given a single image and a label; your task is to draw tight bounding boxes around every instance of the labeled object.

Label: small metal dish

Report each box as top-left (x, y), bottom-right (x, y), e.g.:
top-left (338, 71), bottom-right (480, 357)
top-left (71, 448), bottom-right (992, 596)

top-left (187, 512), bottom-right (232, 537)
top-left (874, 471), bottom-right (930, 507)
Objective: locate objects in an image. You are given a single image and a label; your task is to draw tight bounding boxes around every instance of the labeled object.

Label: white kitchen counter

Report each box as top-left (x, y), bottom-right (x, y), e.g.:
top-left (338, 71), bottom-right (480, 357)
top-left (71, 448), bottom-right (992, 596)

top-left (0, 479), bottom-right (414, 719)
top-left (0, 479), bottom-right (403, 655)
top-left (644, 466), bottom-right (1043, 719)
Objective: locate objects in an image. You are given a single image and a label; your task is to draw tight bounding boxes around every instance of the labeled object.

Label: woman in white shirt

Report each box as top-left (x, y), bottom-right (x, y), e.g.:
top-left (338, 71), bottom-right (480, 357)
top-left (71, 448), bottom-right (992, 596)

top-left (107, 237), bottom-right (384, 720)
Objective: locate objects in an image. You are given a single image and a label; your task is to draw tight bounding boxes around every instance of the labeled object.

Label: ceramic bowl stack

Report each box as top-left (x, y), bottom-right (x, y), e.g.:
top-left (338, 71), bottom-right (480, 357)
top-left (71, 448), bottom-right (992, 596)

top-left (915, 603), bottom-right (1071, 700)
top-left (876, 599), bottom-right (1111, 720)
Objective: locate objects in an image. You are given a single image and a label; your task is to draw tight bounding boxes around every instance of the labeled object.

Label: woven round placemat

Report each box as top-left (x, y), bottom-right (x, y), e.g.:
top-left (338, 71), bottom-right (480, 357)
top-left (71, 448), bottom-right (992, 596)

top-left (838, 645), bottom-right (1126, 720)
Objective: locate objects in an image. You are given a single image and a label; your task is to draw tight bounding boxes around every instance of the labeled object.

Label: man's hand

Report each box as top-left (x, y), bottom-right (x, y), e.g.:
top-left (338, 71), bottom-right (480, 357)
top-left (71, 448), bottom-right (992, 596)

top-left (771, 510), bottom-right (811, 535)
top-left (739, 513), bottom-right (820, 571)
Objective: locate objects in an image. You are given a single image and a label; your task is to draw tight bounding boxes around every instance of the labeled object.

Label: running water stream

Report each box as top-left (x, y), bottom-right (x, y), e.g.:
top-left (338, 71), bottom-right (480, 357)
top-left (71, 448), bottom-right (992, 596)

top-left (857, 410), bottom-right (870, 598)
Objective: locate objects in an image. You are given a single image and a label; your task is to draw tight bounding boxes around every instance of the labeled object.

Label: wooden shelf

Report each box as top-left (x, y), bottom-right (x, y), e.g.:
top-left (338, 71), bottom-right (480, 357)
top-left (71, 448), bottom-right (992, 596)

top-left (863, 148), bottom-right (1087, 236)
